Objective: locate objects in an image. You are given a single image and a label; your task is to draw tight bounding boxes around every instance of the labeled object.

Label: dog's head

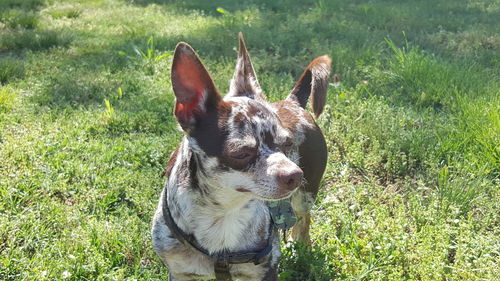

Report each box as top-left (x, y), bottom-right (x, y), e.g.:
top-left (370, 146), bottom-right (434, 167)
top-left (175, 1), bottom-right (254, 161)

top-left (171, 34), bottom-right (330, 200)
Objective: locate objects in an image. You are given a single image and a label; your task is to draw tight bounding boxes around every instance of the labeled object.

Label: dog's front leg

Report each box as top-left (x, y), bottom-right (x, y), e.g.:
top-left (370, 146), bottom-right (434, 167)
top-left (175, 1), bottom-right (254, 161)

top-left (290, 190), bottom-right (315, 245)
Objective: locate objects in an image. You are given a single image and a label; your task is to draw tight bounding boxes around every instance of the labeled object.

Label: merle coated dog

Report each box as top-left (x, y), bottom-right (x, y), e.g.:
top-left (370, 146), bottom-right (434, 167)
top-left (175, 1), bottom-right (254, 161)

top-left (152, 33), bottom-right (330, 281)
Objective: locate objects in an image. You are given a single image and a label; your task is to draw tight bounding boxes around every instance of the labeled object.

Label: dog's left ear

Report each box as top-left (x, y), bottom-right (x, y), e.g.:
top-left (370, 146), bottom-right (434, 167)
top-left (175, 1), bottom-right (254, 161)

top-left (287, 56), bottom-right (331, 117)
top-left (227, 32), bottom-right (265, 100)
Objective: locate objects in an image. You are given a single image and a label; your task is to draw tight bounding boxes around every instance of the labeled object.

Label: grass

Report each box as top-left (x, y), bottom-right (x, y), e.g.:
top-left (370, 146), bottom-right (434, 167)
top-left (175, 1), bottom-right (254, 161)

top-left (0, 0), bottom-right (498, 280)
top-left (0, 58), bottom-right (24, 85)
top-left (0, 9), bottom-right (39, 29)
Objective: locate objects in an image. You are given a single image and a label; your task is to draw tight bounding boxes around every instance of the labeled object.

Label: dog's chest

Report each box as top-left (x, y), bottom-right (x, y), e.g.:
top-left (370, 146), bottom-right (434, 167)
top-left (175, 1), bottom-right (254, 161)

top-left (153, 178), bottom-right (279, 278)
top-left (187, 197), bottom-right (269, 252)
top-left (152, 192), bottom-right (279, 280)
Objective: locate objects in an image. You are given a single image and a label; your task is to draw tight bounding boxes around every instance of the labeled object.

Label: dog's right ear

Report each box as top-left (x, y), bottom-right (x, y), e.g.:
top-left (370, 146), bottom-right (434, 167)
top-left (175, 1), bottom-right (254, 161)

top-left (171, 42), bottom-right (221, 131)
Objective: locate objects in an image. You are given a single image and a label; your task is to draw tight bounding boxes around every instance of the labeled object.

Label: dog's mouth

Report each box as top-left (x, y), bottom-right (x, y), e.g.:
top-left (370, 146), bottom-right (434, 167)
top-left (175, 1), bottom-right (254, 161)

top-left (236, 187), bottom-right (252, 193)
top-left (236, 187), bottom-right (297, 201)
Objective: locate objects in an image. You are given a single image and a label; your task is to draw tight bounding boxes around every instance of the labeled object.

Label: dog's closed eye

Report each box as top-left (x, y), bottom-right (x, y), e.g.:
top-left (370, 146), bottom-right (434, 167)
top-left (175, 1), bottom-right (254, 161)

top-left (231, 152), bottom-right (251, 160)
top-left (222, 145), bottom-right (257, 169)
top-left (230, 151), bottom-right (253, 160)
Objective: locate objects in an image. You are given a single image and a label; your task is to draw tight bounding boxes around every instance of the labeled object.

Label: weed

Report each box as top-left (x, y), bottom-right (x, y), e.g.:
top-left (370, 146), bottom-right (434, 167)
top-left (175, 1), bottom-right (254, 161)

top-left (133, 38), bottom-right (171, 62)
top-left (103, 99), bottom-right (115, 120)
top-left (117, 87), bottom-right (123, 99)
top-left (131, 37), bottom-right (171, 75)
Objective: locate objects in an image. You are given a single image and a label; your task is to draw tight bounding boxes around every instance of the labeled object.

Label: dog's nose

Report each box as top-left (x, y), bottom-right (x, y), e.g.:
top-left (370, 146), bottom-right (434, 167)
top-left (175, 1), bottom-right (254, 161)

top-left (277, 169), bottom-right (303, 191)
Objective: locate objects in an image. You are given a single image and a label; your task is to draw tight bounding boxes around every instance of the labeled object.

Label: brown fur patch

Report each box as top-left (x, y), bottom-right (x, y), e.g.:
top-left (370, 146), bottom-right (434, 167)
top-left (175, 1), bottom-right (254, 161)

top-left (273, 101), bottom-right (304, 132)
top-left (273, 100), bottom-right (327, 197)
top-left (289, 55), bottom-right (331, 117)
top-left (164, 146), bottom-right (180, 178)
top-left (298, 123), bottom-right (327, 197)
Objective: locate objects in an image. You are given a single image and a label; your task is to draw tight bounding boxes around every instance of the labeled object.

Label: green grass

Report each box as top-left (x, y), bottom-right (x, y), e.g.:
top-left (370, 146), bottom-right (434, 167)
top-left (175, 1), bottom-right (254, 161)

top-left (0, 0), bottom-right (498, 280)
top-left (0, 87), bottom-right (17, 112)
top-left (0, 9), bottom-right (39, 29)
top-left (0, 58), bottom-right (24, 85)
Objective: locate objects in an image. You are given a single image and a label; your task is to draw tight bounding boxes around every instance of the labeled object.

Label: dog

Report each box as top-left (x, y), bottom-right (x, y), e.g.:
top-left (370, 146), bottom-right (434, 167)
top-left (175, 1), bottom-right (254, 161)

top-left (152, 33), bottom-right (330, 281)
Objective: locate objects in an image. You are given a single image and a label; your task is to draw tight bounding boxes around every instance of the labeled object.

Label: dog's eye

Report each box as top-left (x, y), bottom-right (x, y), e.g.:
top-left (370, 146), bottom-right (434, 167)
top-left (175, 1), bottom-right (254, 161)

top-left (232, 152), bottom-right (251, 160)
top-left (228, 147), bottom-right (255, 160)
top-left (225, 145), bottom-right (256, 166)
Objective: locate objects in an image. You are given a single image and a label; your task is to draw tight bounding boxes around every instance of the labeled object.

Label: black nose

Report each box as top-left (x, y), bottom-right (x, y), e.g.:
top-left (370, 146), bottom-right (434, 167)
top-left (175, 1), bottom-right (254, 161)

top-left (277, 169), bottom-right (303, 191)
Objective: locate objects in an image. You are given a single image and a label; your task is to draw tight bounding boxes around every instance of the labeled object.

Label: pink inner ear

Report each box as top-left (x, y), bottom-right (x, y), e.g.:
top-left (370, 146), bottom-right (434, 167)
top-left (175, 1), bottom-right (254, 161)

top-left (175, 95), bottom-right (202, 124)
top-left (172, 52), bottom-right (208, 123)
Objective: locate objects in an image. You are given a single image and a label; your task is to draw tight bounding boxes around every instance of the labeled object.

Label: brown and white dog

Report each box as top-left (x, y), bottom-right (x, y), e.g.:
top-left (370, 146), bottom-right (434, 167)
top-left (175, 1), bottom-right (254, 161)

top-left (152, 33), bottom-right (330, 280)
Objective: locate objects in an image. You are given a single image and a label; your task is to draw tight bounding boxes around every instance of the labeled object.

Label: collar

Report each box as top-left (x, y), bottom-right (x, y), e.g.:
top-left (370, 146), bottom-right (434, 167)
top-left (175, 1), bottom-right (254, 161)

top-left (161, 187), bottom-right (275, 281)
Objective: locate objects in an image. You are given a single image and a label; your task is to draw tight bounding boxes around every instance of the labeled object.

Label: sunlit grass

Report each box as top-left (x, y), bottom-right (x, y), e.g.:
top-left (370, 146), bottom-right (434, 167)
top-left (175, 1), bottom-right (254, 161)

top-left (0, 0), bottom-right (498, 280)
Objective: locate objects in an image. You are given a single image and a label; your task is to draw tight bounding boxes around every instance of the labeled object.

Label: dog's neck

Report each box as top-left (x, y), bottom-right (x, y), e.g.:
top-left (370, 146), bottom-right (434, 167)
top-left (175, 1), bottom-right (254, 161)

top-left (167, 138), bottom-right (272, 254)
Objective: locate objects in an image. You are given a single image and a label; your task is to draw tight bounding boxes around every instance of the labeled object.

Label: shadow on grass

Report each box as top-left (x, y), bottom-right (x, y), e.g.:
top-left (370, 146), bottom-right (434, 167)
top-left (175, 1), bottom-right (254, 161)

top-left (0, 0), bottom-right (45, 10)
top-left (0, 29), bottom-right (74, 52)
top-left (9, 0), bottom-right (499, 113)
top-left (130, 0), bottom-right (499, 67)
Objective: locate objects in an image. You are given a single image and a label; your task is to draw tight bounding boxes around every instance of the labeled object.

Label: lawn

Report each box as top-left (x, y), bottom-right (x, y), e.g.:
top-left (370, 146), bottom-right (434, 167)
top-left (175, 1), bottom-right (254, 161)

top-left (0, 0), bottom-right (498, 280)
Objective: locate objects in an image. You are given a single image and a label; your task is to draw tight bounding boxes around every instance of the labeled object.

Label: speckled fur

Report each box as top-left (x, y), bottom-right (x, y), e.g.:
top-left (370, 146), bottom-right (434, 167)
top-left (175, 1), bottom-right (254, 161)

top-left (152, 33), bottom-right (330, 280)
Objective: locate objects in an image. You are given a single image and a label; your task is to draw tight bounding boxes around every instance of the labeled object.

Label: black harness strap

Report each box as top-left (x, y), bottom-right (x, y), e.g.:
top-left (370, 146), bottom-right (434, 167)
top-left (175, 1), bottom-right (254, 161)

top-left (214, 255), bottom-right (231, 281)
top-left (161, 187), bottom-right (274, 281)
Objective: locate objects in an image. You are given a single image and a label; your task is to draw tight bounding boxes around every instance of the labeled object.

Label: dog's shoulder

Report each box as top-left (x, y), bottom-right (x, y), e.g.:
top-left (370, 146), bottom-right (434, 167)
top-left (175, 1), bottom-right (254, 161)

top-left (164, 145), bottom-right (181, 178)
